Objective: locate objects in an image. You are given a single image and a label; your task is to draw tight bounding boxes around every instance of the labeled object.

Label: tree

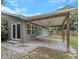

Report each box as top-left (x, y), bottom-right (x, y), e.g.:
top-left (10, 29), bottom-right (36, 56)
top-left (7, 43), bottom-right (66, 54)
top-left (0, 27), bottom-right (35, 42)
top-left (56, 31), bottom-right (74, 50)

top-left (1, 16), bottom-right (8, 41)
top-left (70, 11), bottom-right (78, 31)
top-left (1, 0), bottom-right (5, 5)
top-left (58, 5), bottom-right (74, 11)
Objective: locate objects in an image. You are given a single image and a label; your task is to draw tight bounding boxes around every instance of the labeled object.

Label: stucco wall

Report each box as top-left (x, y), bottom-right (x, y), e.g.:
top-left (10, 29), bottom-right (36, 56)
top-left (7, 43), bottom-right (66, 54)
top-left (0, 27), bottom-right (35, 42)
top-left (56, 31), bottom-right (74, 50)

top-left (2, 14), bottom-right (31, 42)
top-left (2, 14), bottom-right (49, 42)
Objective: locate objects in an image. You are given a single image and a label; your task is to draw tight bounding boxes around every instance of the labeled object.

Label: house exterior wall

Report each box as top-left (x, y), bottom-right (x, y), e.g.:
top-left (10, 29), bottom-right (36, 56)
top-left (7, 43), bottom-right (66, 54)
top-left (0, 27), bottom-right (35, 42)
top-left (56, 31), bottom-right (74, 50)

top-left (2, 14), bottom-right (49, 43)
top-left (25, 22), bottom-right (35, 41)
top-left (2, 14), bottom-right (30, 42)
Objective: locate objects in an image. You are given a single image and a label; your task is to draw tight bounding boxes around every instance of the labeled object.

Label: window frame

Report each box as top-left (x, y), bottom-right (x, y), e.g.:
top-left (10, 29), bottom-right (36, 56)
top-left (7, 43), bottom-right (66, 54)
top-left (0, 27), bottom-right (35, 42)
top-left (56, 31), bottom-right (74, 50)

top-left (26, 23), bottom-right (32, 35)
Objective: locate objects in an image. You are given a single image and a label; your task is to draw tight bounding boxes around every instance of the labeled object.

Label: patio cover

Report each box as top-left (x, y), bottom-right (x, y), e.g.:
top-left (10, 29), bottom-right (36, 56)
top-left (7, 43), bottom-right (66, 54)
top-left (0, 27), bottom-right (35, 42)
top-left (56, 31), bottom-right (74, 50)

top-left (28, 8), bottom-right (77, 52)
top-left (29, 8), bottom-right (76, 27)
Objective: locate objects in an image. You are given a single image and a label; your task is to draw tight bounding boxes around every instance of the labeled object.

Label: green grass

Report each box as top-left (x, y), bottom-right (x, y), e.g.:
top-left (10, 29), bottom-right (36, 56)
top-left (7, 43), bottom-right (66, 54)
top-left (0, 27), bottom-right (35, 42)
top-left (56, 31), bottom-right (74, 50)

top-left (70, 36), bottom-right (78, 59)
top-left (49, 35), bottom-right (78, 51)
top-left (48, 35), bottom-right (78, 59)
top-left (24, 47), bottom-right (72, 59)
top-left (70, 36), bottom-right (78, 51)
top-left (48, 35), bottom-right (78, 51)
top-left (48, 35), bottom-right (62, 39)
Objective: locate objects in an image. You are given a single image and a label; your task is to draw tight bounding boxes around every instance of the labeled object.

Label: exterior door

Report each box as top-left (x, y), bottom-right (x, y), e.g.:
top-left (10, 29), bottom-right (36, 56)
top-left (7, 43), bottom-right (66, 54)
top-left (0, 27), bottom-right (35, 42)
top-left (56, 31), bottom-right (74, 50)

top-left (11, 24), bottom-right (20, 40)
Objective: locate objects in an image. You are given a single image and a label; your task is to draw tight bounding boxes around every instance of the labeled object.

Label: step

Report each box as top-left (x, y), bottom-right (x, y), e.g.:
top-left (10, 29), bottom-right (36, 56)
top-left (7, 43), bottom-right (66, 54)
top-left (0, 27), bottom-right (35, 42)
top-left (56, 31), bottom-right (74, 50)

top-left (7, 40), bottom-right (20, 44)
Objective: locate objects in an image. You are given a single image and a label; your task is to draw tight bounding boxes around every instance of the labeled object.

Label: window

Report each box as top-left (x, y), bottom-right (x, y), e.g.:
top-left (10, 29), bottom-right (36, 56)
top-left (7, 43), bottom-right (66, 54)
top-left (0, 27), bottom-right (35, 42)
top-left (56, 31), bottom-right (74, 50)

top-left (26, 23), bottom-right (32, 34)
top-left (17, 24), bottom-right (20, 39)
top-left (27, 30), bottom-right (31, 34)
top-left (35, 26), bottom-right (39, 35)
top-left (32, 25), bottom-right (35, 34)
top-left (38, 27), bottom-right (41, 35)
top-left (26, 23), bottom-right (42, 35)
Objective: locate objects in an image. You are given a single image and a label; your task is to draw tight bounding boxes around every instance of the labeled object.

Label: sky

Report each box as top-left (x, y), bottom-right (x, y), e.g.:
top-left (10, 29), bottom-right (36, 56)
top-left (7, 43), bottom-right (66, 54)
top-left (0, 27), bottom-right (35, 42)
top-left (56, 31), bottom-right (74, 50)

top-left (2, 0), bottom-right (78, 16)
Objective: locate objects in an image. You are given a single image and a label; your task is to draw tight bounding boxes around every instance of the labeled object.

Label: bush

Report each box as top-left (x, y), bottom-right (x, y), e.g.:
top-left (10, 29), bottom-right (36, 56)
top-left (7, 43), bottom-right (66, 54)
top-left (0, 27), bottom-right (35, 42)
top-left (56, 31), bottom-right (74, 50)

top-left (1, 16), bottom-right (8, 41)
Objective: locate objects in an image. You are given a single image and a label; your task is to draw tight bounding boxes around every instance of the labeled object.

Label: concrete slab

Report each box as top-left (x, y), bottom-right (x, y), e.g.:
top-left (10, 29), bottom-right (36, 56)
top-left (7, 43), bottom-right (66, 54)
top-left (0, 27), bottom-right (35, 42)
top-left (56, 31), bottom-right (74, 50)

top-left (1, 39), bottom-right (77, 59)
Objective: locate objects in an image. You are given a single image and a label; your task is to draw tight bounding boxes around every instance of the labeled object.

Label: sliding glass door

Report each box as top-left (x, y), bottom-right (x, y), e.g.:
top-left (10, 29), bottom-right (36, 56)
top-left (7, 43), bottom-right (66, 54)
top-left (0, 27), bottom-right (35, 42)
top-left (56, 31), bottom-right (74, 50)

top-left (11, 24), bottom-right (20, 40)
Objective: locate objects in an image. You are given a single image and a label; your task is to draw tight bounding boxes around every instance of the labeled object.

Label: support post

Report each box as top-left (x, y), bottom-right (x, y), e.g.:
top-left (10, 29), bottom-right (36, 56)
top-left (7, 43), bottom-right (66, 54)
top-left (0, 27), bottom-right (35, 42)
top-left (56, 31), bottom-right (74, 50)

top-left (21, 21), bottom-right (26, 43)
top-left (66, 13), bottom-right (70, 52)
top-left (62, 25), bottom-right (65, 42)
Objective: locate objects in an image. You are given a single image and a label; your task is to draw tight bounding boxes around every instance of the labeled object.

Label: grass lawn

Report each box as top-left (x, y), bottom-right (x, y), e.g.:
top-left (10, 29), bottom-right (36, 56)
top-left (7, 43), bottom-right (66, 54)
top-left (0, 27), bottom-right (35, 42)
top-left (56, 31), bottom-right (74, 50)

top-left (70, 36), bottom-right (78, 59)
top-left (24, 47), bottom-right (72, 59)
top-left (48, 35), bottom-right (78, 59)
top-left (70, 36), bottom-right (78, 51)
top-left (48, 35), bottom-right (62, 39)
top-left (48, 35), bottom-right (78, 51)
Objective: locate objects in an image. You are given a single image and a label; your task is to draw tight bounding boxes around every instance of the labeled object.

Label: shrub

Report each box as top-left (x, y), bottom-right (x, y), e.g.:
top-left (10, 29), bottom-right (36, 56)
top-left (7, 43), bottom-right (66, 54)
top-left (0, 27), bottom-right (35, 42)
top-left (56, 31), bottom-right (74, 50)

top-left (1, 16), bottom-right (8, 41)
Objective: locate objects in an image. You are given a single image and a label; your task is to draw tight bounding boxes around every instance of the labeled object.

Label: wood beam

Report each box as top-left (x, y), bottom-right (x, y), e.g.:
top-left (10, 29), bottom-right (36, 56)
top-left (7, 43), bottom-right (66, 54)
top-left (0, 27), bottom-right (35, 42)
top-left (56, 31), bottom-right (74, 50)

top-left (62, 15), bottom-right (68, 25)
top-left (62, 25), bottom-right (65, 42)
top-left (29, 13), bottom-right (67, 21)
top-left (24, 20), bottom-right (49, 30)
top-left (66, 13), bottom-right (70, 52)
top-left (62, 13), bottom-right (69, 27)
top-left (46, 25), bottom-right (62, 27)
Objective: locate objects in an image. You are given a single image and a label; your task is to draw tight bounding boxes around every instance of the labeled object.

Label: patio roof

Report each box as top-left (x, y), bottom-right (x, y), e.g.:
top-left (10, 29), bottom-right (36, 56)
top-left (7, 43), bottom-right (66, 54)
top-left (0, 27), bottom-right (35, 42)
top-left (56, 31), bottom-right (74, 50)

top-left (29, 8), bottom-right (76, 27)
top-left (28, 8), bottom-right (77, 52)
top-left (2, 8), bottom-right (76, 27)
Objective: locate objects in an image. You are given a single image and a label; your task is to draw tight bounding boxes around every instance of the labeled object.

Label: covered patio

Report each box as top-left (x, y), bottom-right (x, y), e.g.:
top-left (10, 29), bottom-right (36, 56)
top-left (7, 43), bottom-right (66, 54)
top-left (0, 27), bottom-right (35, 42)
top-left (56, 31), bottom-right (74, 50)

top-left (2, 8), bottom-right (76, 53)
top-left (28, 8), bottom-right (76, 52)
top-left (1, 8), bottom-right (77, 59)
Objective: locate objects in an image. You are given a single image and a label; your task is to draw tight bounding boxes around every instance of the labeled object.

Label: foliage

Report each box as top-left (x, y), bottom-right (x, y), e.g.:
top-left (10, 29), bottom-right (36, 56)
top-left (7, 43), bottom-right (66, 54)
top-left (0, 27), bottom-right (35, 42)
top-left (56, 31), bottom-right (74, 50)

top-left (1, 0), bottom-right (5, 5)
top-left (51, 27), bottom-right (61, 32)
top-left (1, 16), bottom-right (8, 41)
top-left (70, 12), bottom-right (78, 31)
top-left (58, 5), bottom-right (74, 11)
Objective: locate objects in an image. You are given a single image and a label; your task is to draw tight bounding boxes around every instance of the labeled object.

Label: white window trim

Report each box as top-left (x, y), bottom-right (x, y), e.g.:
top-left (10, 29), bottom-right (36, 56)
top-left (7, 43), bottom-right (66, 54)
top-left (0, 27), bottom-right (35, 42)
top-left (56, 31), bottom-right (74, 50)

top-left (31, 24), bottom-right (32, 35)
top-left (26, 23), bottom-right (32, 35)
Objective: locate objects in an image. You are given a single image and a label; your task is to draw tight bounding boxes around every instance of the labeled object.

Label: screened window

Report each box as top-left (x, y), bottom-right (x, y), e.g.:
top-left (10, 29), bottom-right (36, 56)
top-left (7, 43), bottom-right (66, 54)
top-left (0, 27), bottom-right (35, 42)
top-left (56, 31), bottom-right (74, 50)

top-left (38, 27), bottom-right (41, 35)
top-left (35, 26), bottom-right (39, 35)
top-left (26, 23), bottom-right (42, 35)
